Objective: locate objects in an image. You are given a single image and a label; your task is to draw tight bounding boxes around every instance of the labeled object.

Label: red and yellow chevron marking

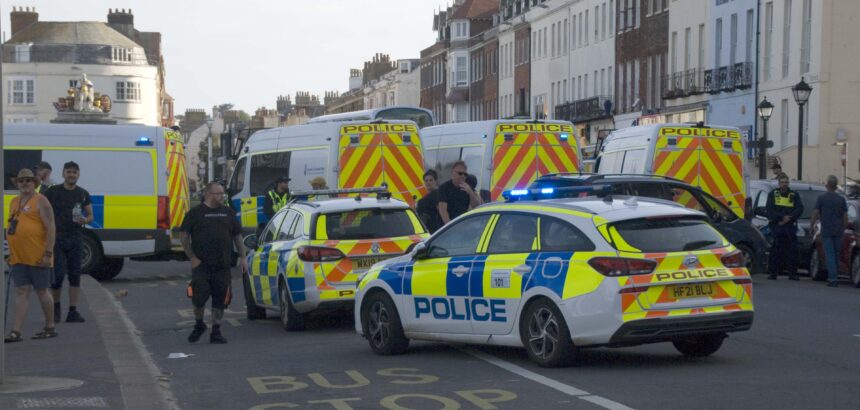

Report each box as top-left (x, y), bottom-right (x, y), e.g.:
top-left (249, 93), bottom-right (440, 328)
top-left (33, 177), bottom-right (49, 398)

top-left (338, 127), bottom-right (426, 206)
top-left (616, 247), bottom-right (754, 321)
top-left (491, 127), bottom-right (581, 201)
top-left (652, 132), bottom-right (746, 218)
top-left (164, 129), bottom-right (190, 228)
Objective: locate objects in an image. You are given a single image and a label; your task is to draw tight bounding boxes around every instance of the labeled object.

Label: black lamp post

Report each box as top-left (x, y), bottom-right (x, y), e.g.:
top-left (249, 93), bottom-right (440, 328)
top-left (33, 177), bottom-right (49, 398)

top-left (792, 77), bottom-right (812, 180)
top-left (757, 97), bottom-right (774, 179)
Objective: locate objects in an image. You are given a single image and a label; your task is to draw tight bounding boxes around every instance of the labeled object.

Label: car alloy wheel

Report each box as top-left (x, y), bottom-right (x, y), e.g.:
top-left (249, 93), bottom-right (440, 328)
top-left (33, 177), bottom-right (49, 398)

top-left (852, 253), bottom-right (860, 288)
top-left (367, 300), bottom-right (391, 350)
top-left (527, 307), bottom-right (561, 361)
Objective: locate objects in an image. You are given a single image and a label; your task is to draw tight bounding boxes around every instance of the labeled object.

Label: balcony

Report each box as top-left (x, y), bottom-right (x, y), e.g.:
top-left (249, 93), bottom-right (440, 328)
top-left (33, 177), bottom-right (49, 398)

top-left (686, 69), bottom-right (705, 95)
top-left (554, 95), bottom-right (613, 123)
top-left (662, 71), bottom-right (695, 100)
top-left (718, 66), bottom-right (732, 91)
top-left (733, 61), bottom-right (753, 89)
top-left (704, 69), bottom-right (718, 94)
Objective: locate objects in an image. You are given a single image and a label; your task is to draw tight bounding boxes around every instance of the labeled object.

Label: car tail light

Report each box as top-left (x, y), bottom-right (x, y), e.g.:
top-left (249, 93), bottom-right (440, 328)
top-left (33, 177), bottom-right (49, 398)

top-left (157, 196), bottom-right (170, 230)
top-left (721, 250), bottom-right (746, 268)
top-left (588, 257), bottom-right (657, 277)
top-left (732, 278), bottom-right (753, 285)
top-left (297, 246), bottom-right (346, 262)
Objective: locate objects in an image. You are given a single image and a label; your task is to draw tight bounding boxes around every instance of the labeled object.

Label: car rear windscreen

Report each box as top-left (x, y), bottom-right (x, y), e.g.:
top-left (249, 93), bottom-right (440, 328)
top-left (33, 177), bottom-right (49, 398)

top-left (324, 208), bottom-right (416, 240)
top-left (610, 217), bottom-right (725, 253)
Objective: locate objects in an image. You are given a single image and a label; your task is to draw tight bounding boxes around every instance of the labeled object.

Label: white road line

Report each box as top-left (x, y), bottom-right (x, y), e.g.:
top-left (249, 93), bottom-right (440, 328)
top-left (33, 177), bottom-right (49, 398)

top-left (853, 334), bottom-right (860, 338)
top-left (462, 348), bottom-right (635, 410)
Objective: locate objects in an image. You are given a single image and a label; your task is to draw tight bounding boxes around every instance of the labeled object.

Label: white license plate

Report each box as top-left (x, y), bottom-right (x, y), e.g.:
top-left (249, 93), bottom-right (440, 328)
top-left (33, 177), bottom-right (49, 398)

top-left (353, 256), bottom-right (390, 270)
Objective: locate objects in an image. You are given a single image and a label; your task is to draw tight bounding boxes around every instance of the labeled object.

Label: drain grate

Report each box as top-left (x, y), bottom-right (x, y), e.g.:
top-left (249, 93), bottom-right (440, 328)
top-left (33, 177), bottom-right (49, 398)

top-left (17, 397), bottom-right (108, 408)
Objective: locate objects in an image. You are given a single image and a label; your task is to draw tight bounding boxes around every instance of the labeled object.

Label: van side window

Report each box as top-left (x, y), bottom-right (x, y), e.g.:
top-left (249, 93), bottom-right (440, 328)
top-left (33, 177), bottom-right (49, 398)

top-left (598, 151), bottom-right (623, 174)
top-left (621, 149), bottom-right (646, 173)
top-left (42, 150), bottom-right (154, 194)
top-left (4, 149), bottom-right (41, 190)
top-left (229, 157), bottom-right (247, 196)
top-left (250, 152), bottom-right (291, 196)
top-left (288, 149), bottom-right (328, 191)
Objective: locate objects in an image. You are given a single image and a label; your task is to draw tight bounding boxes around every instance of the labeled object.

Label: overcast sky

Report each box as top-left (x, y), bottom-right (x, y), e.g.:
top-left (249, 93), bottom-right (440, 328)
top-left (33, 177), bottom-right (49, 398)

top-left (1, 0), bottom-right (443, 114)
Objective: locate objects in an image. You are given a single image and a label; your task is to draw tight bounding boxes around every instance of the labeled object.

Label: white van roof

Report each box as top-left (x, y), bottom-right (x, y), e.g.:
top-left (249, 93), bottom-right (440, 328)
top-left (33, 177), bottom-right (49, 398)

top-left (4, 123), bottom-right (166, 149)
top-left (243, 120), bottom-right (420, 155)
top-left (606, 123), bottom-right (742, 141)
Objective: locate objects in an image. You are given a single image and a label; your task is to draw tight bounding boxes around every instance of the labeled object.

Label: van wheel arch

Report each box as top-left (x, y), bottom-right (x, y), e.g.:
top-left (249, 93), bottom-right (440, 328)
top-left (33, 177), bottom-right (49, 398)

top-left (80, 231), bottom-right (105, 276)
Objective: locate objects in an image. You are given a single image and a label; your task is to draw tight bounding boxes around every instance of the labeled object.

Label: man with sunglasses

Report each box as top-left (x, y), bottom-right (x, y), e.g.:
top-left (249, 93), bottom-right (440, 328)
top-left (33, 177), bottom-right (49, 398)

top-left (437, 161), bottom-right (482, 224)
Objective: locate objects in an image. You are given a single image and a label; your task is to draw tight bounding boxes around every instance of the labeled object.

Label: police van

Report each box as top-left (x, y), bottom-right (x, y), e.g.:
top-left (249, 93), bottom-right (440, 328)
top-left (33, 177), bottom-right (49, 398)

top-left (227, 120), bottom-right (426, 235)
top-left (421, 120), bottom-right (582, 202)
top-left (307, 106), bottom-right (435, 129)
top-left (2, 123), bottom-right (191, 280)
top-left (595, 123), bottom-right (749, 218)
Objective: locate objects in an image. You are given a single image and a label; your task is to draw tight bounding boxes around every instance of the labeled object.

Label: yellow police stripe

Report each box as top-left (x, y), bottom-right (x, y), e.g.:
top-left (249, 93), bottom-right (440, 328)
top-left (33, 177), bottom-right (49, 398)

top-left (103, 196), bottom-right (157, 229)
top-left (608, 226), bottom-right (641, 253)
top-left (241, 197), bottom-right (259, 228)
top-left (315, 214), bottom-right (328, 239)
top-left (561, 251), bottom-right (614, 299)
top-left (481, 253), bottom-right (527, 299)
top-left (406, 211), bottom-right (425, 234)
top-left (477, 214), bottom-right (500, 253)
top-left (474, 204), bottom-right (594, 220)
top-left (411, 258), bottom-right (450, 296)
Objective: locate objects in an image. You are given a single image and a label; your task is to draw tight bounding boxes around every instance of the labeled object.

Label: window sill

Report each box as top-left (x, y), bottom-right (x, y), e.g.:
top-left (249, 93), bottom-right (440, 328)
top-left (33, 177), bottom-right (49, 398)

top-left (114, 100), bottom-right (142, 104)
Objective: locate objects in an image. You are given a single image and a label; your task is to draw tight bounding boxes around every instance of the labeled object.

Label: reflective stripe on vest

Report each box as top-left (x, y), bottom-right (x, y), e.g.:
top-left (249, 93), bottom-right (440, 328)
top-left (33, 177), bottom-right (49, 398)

top-left (774, 191), bottom-right (795, 207)
top-left (268, 190), bottom-right (289, 212)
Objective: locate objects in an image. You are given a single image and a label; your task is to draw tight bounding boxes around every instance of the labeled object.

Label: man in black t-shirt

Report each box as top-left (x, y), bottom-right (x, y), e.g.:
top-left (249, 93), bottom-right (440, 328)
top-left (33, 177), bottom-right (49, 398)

top-left (438, 161), bottom-right (482, 224)
top-left (180, 181), bottom-right (248, 344)
top-left (45, 161), bottom-right (93, 323)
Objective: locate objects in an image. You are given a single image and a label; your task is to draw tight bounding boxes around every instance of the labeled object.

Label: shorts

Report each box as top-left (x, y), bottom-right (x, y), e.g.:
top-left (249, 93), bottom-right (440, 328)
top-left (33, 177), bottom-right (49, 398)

top-left (52, 233), bottom-right (82, 289)
top-left (11, 264), bottom-right (54, 289)
top-left (191, 264), bottom-right (231, 309)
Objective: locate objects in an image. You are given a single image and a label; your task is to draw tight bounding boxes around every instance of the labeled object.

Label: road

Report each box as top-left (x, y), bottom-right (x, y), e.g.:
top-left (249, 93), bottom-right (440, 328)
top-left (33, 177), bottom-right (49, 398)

top-left (100, 260), bottom-right (860, 410)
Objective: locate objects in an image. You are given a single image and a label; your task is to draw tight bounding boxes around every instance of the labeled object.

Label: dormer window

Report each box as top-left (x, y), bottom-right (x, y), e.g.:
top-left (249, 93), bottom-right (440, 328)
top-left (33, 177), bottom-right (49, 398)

top-left (14, 44), bottom-right (31, 63)
top-left (452, 20), bottom-right (470, 39)
top-left (112, 47), bottom-right (133, 62)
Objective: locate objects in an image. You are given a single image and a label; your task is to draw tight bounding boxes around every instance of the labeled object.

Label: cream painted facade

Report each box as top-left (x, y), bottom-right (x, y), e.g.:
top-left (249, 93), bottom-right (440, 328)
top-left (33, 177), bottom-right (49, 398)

top-left (3, 62), bottom-right (160, 125)
top-left (363, 60), bottom-right (420, 109)
top-left (497, 27), bottom-right (517, 118)
top-left (665, 0), bottom-right (709, 122)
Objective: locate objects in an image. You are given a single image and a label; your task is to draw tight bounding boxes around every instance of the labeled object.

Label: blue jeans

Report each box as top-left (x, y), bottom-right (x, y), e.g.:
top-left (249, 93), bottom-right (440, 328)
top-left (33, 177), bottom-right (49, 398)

top-left (822, 235), bottom-right (841, 283)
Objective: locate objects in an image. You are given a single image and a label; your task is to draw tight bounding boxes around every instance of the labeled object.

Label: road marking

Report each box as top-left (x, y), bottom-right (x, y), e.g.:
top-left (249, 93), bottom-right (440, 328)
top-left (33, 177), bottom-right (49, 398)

top-left (853, 334), bottom-right (860, 338)
top-left (462, 348), bottom-right (635, 410)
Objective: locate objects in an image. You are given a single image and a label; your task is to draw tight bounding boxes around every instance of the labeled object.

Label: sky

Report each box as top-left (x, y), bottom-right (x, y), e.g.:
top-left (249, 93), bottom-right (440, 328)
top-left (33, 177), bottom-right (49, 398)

top-left (0, 0), bottom-right (444, 114)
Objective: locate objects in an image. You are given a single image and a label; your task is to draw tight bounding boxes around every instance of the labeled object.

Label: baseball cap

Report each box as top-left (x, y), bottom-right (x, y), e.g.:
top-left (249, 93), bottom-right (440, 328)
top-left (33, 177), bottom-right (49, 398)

top-left (35, 161), bottom-right (52, 171)
top-left (276, 176), bottom-right (291, 183)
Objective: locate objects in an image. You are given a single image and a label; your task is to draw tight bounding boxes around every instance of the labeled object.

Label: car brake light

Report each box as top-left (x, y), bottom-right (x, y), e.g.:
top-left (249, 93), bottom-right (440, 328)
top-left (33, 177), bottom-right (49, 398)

top-left (588, 257), bottom-right (657, 277)
top-left (721, 250), bottom-right (746, 268)
top-left (157, 196), bottom-right (170, 229)
top-left (732, 278), bottom-right (752, 284)
top-left (297, 246), bottom-right (346, 262)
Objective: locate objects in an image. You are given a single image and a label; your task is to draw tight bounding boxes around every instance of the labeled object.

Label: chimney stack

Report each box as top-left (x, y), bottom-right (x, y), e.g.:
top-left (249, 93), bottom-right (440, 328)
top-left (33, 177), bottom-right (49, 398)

top-left (10, 6), bottom-right (38, 37)
top-left (107, 8), bottom-right (134, 37)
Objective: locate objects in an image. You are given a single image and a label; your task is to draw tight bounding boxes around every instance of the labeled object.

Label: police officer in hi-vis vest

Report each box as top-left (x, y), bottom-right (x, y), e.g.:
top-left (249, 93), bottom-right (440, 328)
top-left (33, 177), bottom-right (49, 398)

top-left (765, 173), bottom-right (804, 280)
top-left (263, 176), bottom-right (291, 221)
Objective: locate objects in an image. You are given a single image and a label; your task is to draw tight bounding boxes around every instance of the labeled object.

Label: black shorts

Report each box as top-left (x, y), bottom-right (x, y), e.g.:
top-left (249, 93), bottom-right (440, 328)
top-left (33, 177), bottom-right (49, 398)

top-left (191, 264), bottom-right (231, 309)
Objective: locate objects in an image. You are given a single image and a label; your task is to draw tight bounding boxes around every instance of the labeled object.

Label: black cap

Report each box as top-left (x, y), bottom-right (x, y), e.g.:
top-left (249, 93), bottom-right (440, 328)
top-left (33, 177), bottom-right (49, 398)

top-left (63, 161), bottom-right (80, 171)
top-left (276, 176), bottom-right (291, 183)
top-left (35, 161), bottom-right (52, 171)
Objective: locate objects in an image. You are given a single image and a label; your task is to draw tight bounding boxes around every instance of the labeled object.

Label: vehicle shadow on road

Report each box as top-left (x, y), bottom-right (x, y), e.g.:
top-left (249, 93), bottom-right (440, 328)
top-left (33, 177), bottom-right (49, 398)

top-left (471, 344), bottom-right (736, 369)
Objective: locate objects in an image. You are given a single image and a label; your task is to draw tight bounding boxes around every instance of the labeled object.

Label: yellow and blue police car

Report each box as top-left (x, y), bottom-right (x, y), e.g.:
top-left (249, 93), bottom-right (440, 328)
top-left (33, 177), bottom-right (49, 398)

top-left (243, 187), bottom-right (429, 331)
top-left (354, 190), bottom-right (754, 367)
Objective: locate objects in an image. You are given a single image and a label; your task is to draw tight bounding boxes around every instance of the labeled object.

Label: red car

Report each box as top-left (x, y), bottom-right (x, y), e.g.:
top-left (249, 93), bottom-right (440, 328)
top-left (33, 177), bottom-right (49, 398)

top-left (809, 198), bottom-right (860, 287)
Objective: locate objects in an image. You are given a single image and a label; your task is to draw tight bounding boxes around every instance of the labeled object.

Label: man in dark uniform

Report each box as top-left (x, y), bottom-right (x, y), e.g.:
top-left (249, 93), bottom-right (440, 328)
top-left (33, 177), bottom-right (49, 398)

top-left (263, 177), bottom-right (291, 220)
top-left (766, 173), bottom-right (804, 280)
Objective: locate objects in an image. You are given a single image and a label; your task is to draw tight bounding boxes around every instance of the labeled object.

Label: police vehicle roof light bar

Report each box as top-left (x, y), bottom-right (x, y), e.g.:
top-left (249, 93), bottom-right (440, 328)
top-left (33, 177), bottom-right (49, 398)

top-left (502, 184), bottom-right (612, 202)
top-left (290, 186), bottom-right (390, 201)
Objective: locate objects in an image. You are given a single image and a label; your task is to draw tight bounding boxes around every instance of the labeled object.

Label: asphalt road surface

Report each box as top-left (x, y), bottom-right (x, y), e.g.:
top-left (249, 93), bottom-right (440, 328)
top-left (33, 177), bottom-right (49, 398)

top-left (99, 260), bottom-right (860, 410)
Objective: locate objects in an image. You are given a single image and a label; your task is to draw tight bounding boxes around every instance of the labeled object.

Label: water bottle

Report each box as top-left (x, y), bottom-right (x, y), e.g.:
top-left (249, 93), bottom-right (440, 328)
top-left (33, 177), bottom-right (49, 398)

top-left (72, 203), bottom-right (83, 223)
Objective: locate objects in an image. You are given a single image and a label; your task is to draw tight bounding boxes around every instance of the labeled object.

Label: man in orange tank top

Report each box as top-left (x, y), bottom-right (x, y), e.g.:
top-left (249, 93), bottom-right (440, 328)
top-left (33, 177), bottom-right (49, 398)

top-left (5, 169), bottom-right (57, 343)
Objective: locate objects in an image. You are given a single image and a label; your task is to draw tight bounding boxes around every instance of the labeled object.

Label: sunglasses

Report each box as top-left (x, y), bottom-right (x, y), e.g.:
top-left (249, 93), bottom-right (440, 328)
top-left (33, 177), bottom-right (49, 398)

top-left (455, 171), bottom-right (467, 176)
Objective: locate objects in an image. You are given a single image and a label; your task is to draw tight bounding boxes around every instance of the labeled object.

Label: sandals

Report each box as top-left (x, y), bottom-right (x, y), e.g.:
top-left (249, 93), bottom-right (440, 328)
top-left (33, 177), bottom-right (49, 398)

top-left (5, 331), bottom-right (23, 343)
top-left (31, 327), bottom-right (58, 340)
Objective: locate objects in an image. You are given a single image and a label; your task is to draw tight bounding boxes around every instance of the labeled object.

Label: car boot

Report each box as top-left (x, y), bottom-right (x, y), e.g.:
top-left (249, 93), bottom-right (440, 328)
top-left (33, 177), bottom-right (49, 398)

top-left (188, 322), bottom-right (207, 343)
top-left (210, 325), bottom-right (227, 344)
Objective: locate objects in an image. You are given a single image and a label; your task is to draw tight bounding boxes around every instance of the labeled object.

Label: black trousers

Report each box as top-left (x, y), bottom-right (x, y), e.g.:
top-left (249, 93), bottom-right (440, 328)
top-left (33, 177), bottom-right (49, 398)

top-left (768, 229), bottom-right (798, 277)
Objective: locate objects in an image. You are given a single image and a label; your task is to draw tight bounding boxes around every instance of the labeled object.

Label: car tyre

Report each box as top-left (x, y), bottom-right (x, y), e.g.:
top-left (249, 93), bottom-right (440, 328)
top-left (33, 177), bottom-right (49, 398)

top-left (851, 253), bottom-right (860, 288)
top-left (673, 334), bottom-right (726, 357)
top-left (809, 248), bottom-right (827, 281)
top-left (362, 292), bottom-right (409, 355)
top-left (520, 298), bottom-right (576, 368)
top-left (278, 281), bottom-right (304, 331)
top-left (243, 273), bottom-right (266, 320)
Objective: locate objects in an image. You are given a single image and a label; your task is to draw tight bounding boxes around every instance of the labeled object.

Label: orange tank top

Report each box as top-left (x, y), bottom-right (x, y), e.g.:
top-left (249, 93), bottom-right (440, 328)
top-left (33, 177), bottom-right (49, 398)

top-left (8, 193), bottom-right (52, 267)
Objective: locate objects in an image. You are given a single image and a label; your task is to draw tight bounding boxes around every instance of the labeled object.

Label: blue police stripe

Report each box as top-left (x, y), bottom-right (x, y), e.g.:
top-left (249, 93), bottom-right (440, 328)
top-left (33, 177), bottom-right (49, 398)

top-left (231, 198), bottom-right (242, 223)
top-left (258, 244), bottom-right (272, 276)
top-left (522, 251), bottom-right (573, 297)
top-left (402, 264), bottom-right (414, 295)
top-left (378, 262), bottom-right (407, 294)
top-left (446, 256), bottom-right (475, 297)
top-left (469, 255), bottom-right (488, 297)
top-left (288, 277), bottom-right (306, 303)
top-left (256, 195), bottom-right (268, 224)
top-left (253, 275), bottom-right (264, 303)
top-left (89, 195), bottom-right (105, 229)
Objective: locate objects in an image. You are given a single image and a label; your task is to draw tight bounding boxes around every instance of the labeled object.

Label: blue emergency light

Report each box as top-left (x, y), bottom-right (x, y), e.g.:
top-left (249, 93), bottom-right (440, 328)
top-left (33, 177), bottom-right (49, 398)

top-left (135, 136), bottom-right (153, 146)
top-left (559, 133), bottom-right (569, 141)
top-left (541, 187), bottom-right (554, 194)
top-left (503, 184), bottom-right (611, 202)
top-left (509, 189), bottom-right (530, 196)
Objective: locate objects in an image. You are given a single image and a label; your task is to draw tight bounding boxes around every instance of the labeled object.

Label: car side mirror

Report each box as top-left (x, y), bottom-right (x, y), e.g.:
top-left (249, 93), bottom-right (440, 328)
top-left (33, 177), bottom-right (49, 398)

top-left (412, 242), bottom-right (428, 260)
top-left (754, 206), bottom-right (767, 217)
top-left (243, 234), bottom-right (258, 250)
top-left (404, 242), bottom-right (418, 254)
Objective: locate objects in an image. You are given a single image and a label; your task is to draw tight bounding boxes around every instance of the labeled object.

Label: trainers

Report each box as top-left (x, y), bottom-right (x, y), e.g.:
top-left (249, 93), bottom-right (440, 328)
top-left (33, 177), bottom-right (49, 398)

top-left (209, 326), bottom-right (227, 344)
top-left (188, 323), bottom-right (207, 343)
top-left (65, 310), bottom-right (85, 323)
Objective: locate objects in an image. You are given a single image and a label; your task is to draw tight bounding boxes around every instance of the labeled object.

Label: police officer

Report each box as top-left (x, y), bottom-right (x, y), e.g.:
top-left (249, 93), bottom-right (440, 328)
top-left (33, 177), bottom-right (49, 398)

top-left (766, 173), bottom-right (804, 280)
top-left (263, 177), bottom-right (290, 220)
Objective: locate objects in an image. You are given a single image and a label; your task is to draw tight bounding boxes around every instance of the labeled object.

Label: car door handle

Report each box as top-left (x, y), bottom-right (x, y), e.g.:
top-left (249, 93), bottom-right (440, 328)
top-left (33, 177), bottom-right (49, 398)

top-left (451, 265), bottom-right (470, 277)
top-left (512, 264), bottom-right (532, 275)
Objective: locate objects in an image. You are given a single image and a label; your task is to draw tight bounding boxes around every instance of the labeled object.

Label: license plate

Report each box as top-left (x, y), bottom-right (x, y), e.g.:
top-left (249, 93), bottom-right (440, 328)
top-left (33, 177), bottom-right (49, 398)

top-left (669, 283), bottom-right (715, 299)
top-left (353, 256), bottom-right (390, 270)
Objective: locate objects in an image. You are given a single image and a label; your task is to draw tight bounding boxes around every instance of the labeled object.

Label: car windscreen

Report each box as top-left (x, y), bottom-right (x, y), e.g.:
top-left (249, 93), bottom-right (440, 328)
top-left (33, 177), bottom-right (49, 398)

top-left (797, 190), bottom-right (826, 220)
top-left (609, 217), bottom-right (725, 252)
top-left (324, 208), bottom-right (417, 240)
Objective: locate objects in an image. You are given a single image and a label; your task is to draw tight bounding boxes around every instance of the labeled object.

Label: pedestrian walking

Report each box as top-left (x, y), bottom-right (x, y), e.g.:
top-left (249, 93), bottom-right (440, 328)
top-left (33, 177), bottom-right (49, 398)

top-left (44, 161), bottom-right (93, 323)
top-left (416, 169), bottom-right (442, 233)
top-left (4, 169), bottom-right (58, 343)
top-left (810, 175), bottom-right (848, 287)
top-left (263, 176), bottom-right (291, 220)
top-left (766, 173), bottom-right (804, 280)
top-left (35, 161), bottom-right (52, 193)
top-left (437, 161), bottom-right (482, 224)
top-left (180, 181), bottom-right (248, 344)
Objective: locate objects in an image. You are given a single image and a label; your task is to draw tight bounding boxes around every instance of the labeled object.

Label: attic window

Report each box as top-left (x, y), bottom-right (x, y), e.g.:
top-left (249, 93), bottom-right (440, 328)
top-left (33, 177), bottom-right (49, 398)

top-left (112, 47), bottom-right (132, 62)
top-left (15, 44), bottom-right (31, 63)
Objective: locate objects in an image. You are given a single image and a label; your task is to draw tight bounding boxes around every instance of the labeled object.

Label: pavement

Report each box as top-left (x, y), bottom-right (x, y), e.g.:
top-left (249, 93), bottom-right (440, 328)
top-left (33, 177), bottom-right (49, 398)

top-left (0, 274), bottom-right (177, 410)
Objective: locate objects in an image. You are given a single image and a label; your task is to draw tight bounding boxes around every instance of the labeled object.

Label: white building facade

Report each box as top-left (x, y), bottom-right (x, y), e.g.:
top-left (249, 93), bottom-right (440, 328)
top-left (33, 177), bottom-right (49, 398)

top-left (363, 60), bottom-right (421, 109)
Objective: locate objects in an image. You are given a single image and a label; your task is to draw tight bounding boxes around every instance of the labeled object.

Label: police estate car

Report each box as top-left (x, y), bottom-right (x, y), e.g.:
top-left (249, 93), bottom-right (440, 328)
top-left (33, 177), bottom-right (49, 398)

top-left (243, 188), bottom-right (429, 331)
top-left (354, 195), bottom-right (754, 367)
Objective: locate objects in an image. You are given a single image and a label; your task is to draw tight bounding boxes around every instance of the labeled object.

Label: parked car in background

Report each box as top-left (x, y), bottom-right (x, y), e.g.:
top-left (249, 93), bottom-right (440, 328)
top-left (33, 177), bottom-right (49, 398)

top-left (809, 197), bottom-right (860, 287)
top-left (749, 180), bottom-right (831, 271)
top-left (526, 174), bottom-right (768, 274)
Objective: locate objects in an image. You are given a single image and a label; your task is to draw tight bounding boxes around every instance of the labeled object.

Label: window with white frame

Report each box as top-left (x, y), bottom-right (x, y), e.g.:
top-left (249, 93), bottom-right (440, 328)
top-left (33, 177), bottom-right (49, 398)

top-left (780, 99), bottom-right (789, 148)
top-left (730, 14), bottom-right (738, 67)
top-left (116, 81), bottom-right (141, 102)
top-left (602, 3), bottom-right (607, 39)
top-left (7, 78), bottom-right (35, 105)
top-left (746, 9), bottom-right (754, 63)
top-left (585, 10), bottom-right (589, 44)
top-left (782, 0), bottom-right (792, 78)
top-left (564, 19), bottom-right (568, 52)
top-left (801, 0), bottom-right (811, 73)
top-left (454, 56), bottom-right (468, 87)
top-left (15, 44), bottom-right (31, 63)
top-left (595, 6), bottom-right (599, 40)
top-left (764, 2), bottom-right (773, 80)
top-left (684, 27), bottom-right (691, 72)
top-left (112, 47), bottom-right (133, 62)
top-left (715, 18), bottom-right (723, 68)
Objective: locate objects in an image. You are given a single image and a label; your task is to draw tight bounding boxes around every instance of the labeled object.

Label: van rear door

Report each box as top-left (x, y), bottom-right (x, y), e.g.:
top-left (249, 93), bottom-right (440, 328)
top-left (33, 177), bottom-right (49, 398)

top-left (490, 123), bottom-right (580, 201)
top-left (652, 126), bottom-right (746, 217)
top-left (338, 123), bottom-right (426, 206)
top-left (164, 128), bottom-right (190, 251)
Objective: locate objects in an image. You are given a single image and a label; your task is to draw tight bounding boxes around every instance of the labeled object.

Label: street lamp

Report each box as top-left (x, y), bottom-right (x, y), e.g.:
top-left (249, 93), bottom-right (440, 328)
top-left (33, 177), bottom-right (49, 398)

top-left (757, 97), bottom-right (774, 179)
top-left (792, 77), bottom-right (812, 180)
top-left (205, 118), bottom-right (214, 184)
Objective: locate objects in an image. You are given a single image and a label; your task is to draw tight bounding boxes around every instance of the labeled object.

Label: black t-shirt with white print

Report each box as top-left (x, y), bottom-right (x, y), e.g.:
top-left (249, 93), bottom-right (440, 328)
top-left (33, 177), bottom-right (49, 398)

top-left (180, 203), bottom-right (241, 267)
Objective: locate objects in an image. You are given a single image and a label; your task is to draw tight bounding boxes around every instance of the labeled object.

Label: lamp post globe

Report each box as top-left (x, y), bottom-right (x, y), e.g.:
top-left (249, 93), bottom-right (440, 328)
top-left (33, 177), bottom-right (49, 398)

top-left (757, 97), bottom-right (775, 179)
top-left (792, 77), bottom-right (813, 180)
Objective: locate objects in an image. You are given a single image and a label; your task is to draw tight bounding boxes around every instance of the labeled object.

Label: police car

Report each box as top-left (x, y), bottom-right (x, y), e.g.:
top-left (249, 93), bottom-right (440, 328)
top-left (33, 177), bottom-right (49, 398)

top-left (354, 192), bottom-right (754, 367)
top-left (243, 188), bottom-right (429, 331)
